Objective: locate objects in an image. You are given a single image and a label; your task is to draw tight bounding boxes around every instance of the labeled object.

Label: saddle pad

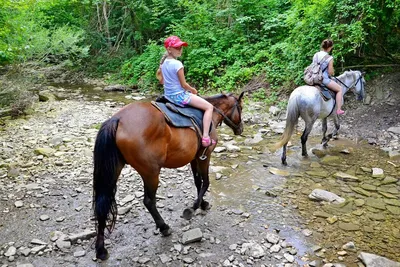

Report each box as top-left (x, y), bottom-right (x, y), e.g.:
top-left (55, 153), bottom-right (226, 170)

top-left (151, 101), bottom-right (204, 133)
top-left (317, 85), bottom-right (335, 101)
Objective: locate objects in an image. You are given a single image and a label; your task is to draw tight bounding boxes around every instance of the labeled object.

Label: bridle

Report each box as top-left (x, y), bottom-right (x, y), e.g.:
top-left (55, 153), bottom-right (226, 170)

top-left (213, 97), bottom-right (242, 132)
top-left (334, 72), bottom-right (364, 95)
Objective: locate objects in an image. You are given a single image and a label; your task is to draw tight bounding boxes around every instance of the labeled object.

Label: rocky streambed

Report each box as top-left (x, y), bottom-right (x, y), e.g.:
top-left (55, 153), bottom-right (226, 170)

top-left (0, 79), bottom-right (399, 267)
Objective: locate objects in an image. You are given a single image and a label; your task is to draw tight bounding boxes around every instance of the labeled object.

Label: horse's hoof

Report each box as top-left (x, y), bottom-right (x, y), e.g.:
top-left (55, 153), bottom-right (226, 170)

top-left (160, 225), bottom-right (172, 236)
top-left (182, 208), bottom-right (194, 220)
top-left (201, 201), bottom-right (210, 211)
top-left (96, 247), bottom-right (109, 261)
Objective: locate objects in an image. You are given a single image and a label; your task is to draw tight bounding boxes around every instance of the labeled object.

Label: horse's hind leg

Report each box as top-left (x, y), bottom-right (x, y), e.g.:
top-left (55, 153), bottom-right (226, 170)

top-left (183, 159), bottom-right (210, 220)
top-left (142, 171), bottom-right (171, 236)
top-left (301, 119), bottom-right (317, 157)
top-left (281, 144), bottom-right (288, 166)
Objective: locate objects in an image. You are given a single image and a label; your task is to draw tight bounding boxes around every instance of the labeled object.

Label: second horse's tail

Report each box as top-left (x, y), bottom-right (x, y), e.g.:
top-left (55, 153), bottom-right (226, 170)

top-left (275, 97), bottom-right (300, 149)
top-left (93, 117), bottom-right (125, 233)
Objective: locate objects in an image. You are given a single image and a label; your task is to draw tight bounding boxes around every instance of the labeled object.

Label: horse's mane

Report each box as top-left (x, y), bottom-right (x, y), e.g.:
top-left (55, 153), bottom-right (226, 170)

top-left (337, 70), bottom-right (360, 81)
top-left (204, 93), bottom-right (234, 104)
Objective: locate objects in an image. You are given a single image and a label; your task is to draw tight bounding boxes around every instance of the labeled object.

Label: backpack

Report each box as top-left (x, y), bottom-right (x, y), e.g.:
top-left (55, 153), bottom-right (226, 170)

top-left (303, 54), bottom-right (330, 86)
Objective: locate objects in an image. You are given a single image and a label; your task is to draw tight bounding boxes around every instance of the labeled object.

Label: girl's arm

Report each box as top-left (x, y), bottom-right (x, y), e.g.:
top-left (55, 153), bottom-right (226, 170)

top-left (177, 68), bottom-right (197, 94)
top-left (156, 67), bottom-right (164, 84)
top-left (328, 59), bottom-right (335, 76)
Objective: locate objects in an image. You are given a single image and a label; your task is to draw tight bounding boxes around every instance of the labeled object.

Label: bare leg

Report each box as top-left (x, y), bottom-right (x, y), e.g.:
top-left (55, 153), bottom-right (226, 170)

top-left (188, 95), bottom-right (214, 138)
top-left (327, 80), bottom-right (343, 112)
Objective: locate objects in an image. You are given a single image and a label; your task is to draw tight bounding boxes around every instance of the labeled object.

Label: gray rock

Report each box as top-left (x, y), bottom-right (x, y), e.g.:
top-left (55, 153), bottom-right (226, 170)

top-left (358, 252), bottom-right (400, 267)
top-left (68, 230), bottom-right (96, 244)
top-left (30, 245), bottom-right (46, 254)
top-left (308, 189), bottom-right (345, 204)
top-left (73, 250), bottom-right (86, 257)
top-left (4, 246), bottom-right (17, 257)
top-left (266, 232), bottom-right (280, 244)
top-left (181, 228), bottom-right (203, 244)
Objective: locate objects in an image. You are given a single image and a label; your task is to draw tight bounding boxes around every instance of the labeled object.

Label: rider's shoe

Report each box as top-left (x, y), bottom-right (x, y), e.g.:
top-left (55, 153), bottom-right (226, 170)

top-left (336, 109), bottom-right (345, 115)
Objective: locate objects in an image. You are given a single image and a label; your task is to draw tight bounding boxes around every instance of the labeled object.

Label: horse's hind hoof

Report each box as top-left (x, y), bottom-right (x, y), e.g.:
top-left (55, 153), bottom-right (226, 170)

top-left (201, 201), bottom-right (210, 211)
top-left (182, 208), bottom-right (194, 220)
top-left (96, 247), bottom-right (109, 261)
top-left (160, 226), bottom-right (172, 236)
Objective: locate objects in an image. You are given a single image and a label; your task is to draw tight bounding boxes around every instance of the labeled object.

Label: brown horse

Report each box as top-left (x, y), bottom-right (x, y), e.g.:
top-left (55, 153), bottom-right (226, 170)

top-left (92, 92), bottom-right (244, 260)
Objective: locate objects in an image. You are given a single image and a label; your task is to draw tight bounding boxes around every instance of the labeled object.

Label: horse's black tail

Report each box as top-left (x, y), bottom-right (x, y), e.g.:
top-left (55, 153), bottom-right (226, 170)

top-left (93, 117), bottom-right (124, 234)
top-left (275, 96), bottom-right (300, 149)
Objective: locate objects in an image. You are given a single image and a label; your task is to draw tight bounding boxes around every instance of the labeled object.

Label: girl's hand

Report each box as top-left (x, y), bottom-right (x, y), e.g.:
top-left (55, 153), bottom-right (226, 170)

top-left (191, 88), bottom-right (198, 94)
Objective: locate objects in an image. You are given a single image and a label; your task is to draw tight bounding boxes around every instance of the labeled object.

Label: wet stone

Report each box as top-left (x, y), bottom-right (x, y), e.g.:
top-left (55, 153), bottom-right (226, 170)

top-left (386, 205), bottom-right (400, 215)
top-left (354, 199), bottom-right (365, 207)
top-left (351, 186), bottom-right (372, 197)
top-left (338, 222), bottom-right (360, 231)
top-left (365, 198), bottom-right (386, 210)
top-left (378, 191), bottom-right (398, 199)
top-left (313, 211), bottom-right (331, 218)
top-left (385, 199), bottom-right (400, 207)
top-left (360, 184), bottom-right (377, 191)
top-left (380, 176), bottom-right (398, 185)
top-left (367, 213), bottom-right (386, 221)
top-left (327, 216), bottom-right (338, 224)
top-left (321, 155), bottom-right (341, 165)
top-left (266, 232), bottom-right (280, 244)
top-left (335, 172), bottom-right (359, 181)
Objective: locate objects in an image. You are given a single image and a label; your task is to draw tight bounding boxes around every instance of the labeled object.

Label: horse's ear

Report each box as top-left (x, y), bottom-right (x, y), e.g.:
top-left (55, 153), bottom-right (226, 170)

top-left (238, 91), bottom-right (245, 101)
top-left (361, 71), bottom-right (366, 76)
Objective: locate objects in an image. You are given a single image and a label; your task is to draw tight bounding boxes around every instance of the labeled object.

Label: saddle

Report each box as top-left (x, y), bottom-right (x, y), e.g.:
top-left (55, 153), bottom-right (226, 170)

top-left (151, 95), bottom-right (208, 138)
top-left (315, 85), bottom-right (335, 101)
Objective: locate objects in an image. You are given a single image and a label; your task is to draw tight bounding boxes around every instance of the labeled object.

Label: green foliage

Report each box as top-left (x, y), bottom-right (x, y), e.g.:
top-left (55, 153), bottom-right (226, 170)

top-left (1, 0), bottom-right (400, 105)
top-left (120, 42), bottom-right (164, 91)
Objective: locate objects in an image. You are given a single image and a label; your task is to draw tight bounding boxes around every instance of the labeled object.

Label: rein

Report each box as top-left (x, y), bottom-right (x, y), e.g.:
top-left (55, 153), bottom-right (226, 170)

top-left (212, 98), bottom-right (242, 132)
top-left (334, 73), bottom-right (363, 93)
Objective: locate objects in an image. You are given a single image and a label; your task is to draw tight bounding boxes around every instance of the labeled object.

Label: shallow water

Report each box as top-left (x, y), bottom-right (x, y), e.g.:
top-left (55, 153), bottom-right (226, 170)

top-left (212, 122), bottom-right (400, 265)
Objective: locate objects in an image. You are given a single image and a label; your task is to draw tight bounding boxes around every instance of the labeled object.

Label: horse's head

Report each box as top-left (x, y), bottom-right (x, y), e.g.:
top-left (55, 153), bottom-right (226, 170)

top-left (336, 70), bottom-right (366, 101)
top-left (207, 92), bottom-right (245, 135)
top-left (353, 70), bottom-right (366, 101)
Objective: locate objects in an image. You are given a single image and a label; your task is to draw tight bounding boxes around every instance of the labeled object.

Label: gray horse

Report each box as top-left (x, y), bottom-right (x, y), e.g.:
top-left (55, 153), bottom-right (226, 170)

top-left (276, 70), bottom-right (365, 165)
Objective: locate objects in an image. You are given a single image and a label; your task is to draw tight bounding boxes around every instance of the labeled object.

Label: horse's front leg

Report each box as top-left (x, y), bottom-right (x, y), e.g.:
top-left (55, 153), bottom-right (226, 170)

top-left (321, 118), bottom-right (329, 147)
top-left (332, 115), bottom-right (340, 139)
top-left (142, 171), bottom-right (171, 236)
top-left (183, 159), bottom-right (210, 220)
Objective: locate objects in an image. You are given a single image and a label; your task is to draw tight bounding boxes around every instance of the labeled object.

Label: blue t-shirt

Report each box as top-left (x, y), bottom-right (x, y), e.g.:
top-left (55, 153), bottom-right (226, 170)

top-left (161, 58), bottom-right (185, 96)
